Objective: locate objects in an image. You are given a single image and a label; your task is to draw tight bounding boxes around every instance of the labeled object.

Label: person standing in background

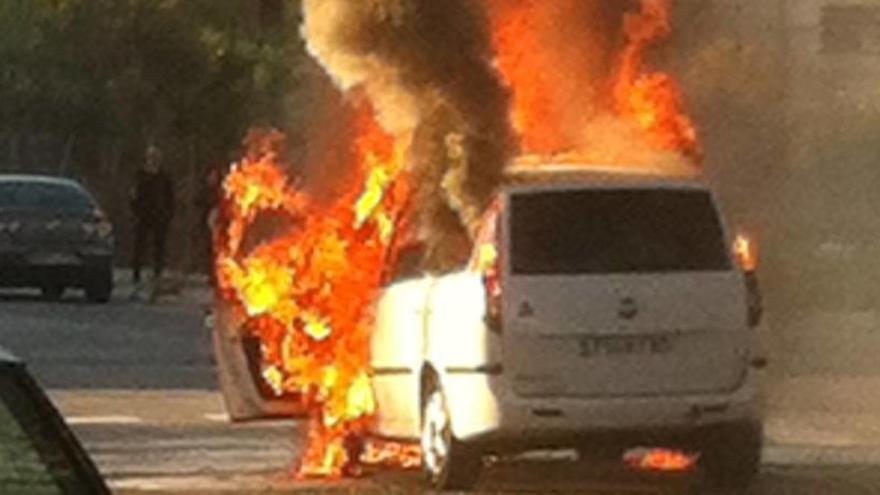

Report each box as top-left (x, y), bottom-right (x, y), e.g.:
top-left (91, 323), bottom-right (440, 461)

top-left (130, 145), bottom-right (175, 286)
top-left (195, 164), bottom-right (225, 287)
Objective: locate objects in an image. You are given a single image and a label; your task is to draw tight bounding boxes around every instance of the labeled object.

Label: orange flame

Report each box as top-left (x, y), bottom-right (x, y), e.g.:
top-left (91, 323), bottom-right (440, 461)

top-left (733, 234), bottom-right (758, 272)
top-left (624, 448), bottom-right (699, 472)
top-left (361, 439), bottom-right (422, 470)
top-left (614, 0), bottom-right (702, 161)
top-left (216, 106), bottom-right (412, 478)
top-left (217, 0), bottom-right (705, 480)
top-left (489, 1), bottom-right (570, 155)
top-left (488, 0), bottom-right (701, 165)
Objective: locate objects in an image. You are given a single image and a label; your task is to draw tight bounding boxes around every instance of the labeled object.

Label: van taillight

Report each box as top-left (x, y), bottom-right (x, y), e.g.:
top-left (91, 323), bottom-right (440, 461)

top-left (474, 199), bottom-right (504, 334)
top-left (478, 243), bottom-right (503, 333)
top-left (485, 274), bottom-right (502, 334)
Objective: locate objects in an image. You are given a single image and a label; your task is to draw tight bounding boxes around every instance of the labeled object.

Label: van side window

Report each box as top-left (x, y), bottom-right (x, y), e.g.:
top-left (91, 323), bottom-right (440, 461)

top-left (389, 244), bottom-right (425, 283)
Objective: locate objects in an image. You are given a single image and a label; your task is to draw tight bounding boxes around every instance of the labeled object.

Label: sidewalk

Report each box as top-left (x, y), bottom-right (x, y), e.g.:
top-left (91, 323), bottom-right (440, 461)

top-left (767, 376), bottom-right (880, 446)
top-left (761, 308), bottom-right (880, 464)
top-left (113, 268), bottom-right (214, 307)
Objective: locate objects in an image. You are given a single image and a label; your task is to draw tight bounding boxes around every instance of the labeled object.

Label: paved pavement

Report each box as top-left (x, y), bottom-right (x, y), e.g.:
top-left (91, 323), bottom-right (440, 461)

top-left (105, 464), bottom-right (880, 495)
top-left (3, 278), bottom-right (880, 493)
top-left (762, 309), bottom-right (880, 459)
top-left (0, 274), bottom-right (214, 390)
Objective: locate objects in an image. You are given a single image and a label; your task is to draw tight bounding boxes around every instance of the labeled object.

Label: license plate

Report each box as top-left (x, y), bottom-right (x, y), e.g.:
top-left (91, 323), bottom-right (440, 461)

top-left (29, 253), bottom-right (80, 266)
top-left (578, 335), bottom-right (675, 358)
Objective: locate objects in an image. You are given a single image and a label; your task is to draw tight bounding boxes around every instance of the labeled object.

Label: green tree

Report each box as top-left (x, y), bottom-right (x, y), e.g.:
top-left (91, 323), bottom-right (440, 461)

top-left (0, 0), bottom-right (310, 270)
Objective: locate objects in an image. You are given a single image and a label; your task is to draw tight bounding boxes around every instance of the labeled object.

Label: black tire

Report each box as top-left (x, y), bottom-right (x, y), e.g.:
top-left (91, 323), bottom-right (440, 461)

top-left (700, 421), bottom-right (763, 492)
top-left (420, 377), bottom-right (482, 491)
top-left (85, 268), bottom-right (113, 303)
top-left (40, 285), bottom-right (65, 301)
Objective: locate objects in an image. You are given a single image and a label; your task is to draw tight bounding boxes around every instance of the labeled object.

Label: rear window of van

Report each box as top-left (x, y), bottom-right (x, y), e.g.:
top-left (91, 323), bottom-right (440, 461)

top-left (509, 189), bottom-right (731, 274)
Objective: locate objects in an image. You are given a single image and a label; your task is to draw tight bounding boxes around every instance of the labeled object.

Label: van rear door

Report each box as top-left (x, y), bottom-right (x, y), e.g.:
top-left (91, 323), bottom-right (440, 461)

top-left (502, 186), bottom-right (749, 399)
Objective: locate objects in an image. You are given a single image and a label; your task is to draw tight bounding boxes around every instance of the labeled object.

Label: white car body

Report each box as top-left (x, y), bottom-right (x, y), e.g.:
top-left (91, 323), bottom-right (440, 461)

top-left (370, 164), bottom-right (763, 459)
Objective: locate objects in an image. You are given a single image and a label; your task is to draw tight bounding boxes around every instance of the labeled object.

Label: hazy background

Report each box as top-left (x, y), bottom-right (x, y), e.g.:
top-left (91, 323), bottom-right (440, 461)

top-left (672, 0), bottom-right (880, 386)
top-left (1, 0), bottom-right (877, 346)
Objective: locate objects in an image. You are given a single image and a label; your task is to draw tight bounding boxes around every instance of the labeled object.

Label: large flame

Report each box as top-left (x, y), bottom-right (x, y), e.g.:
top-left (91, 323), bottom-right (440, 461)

top-left (614, 0), bottom-right (701, 161)
top-left (487, 0), bottom-right (701, 166)
top-left (216, 0), bottom-right (703, 481)
top-left (217, 106), bottom-right (412, 477)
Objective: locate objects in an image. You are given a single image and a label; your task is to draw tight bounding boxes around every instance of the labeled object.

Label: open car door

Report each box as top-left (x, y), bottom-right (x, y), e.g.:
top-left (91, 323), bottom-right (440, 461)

top-left (212, 298), bottom-right (306, 421)
top-left (212, 239), bottom-right (429, 424)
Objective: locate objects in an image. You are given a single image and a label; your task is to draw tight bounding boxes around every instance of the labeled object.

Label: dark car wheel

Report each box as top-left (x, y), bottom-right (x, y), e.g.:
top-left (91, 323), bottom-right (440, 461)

top-left (85, 268), bottom-right (113, 304)
top-left (421, 378), bottom-right (482, 491)
top-left (700, 421), bottom-right (763, 492)
top-left (40, 285), bottom-right (65, 301)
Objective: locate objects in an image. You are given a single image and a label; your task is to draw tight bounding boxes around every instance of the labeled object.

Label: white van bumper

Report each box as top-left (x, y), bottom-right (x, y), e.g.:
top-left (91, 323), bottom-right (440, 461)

top-left (442, 369), bottom-right (762, 447)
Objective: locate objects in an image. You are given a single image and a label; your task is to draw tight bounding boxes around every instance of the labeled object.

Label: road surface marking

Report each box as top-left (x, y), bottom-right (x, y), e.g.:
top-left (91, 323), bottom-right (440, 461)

top-left (204, 412), bottom-right (230, 422)
top-left (67, 415), bottom-right (144, 425)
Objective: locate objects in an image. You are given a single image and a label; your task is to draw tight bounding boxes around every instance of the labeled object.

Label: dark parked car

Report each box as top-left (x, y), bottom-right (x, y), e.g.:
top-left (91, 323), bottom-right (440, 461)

top-left (0, 346), bottom-right (110, 494)
top-left (0, 175), bottom-right (114, 302)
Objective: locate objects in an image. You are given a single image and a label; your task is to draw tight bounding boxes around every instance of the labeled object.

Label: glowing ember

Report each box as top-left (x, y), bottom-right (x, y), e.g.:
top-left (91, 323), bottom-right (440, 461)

top-left (624, 448), bottom-right (699, 472)
top-left (216, 107), bottom-right (412, 478)
top-left (361, 439), bottom-right (422, 470)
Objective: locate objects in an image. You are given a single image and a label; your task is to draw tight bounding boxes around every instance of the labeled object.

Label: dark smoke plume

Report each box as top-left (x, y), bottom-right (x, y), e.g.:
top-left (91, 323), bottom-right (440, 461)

top-left (302, 0), bottom-right (514, 270)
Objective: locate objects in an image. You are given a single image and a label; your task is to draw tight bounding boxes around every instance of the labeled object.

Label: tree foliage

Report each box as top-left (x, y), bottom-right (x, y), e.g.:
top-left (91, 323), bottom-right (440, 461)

top-left (0, 0), bottom-right (307, 270)
top-left (0, 0), bottom-right (305, 171)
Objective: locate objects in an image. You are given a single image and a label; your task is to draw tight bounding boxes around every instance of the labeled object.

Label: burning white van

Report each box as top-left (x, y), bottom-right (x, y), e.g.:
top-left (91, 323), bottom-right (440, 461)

top-left (369, 162), bottom-right (764, 490)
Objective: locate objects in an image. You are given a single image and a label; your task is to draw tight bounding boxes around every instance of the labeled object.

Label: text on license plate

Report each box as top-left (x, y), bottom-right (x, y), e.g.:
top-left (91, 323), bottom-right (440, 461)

top-left (578, 335), bottom-right (675, 358)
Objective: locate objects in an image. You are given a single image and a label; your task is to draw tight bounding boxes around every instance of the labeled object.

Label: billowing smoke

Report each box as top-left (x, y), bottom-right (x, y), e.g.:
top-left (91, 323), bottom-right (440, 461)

top-left (302, 0), bottom-right (514, 271)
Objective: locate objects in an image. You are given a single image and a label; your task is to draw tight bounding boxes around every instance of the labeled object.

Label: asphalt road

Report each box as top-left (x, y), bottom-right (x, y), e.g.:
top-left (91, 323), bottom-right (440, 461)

top-left (2, 286), bottom-right (880, 493)
top-left (0, 289), bottom-right (214, 390)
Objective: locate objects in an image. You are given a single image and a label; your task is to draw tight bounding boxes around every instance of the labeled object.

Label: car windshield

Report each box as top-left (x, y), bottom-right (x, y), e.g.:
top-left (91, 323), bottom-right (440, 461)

top-left (509, 189), bottom-right (732, 275)
top-left (0, 182), bottom-right (93, 213)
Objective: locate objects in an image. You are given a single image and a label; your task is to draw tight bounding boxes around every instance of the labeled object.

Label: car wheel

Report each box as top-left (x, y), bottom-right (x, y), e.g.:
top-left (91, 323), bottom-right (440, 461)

top-left (420, 380), bottom-right (481, 491)
top-left (85, 268), bottom-right (113, 304)
top-left (700, 421), bottom-right (763, 492)
top-left (41, 285), bottom-right (65, 301)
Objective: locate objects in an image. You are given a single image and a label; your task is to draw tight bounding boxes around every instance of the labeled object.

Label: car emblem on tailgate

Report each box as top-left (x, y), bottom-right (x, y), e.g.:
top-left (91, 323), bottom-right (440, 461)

top-left (518, 301), bottom-right (535, 318)
top-left (618, 297), bottom-right (638, 320)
